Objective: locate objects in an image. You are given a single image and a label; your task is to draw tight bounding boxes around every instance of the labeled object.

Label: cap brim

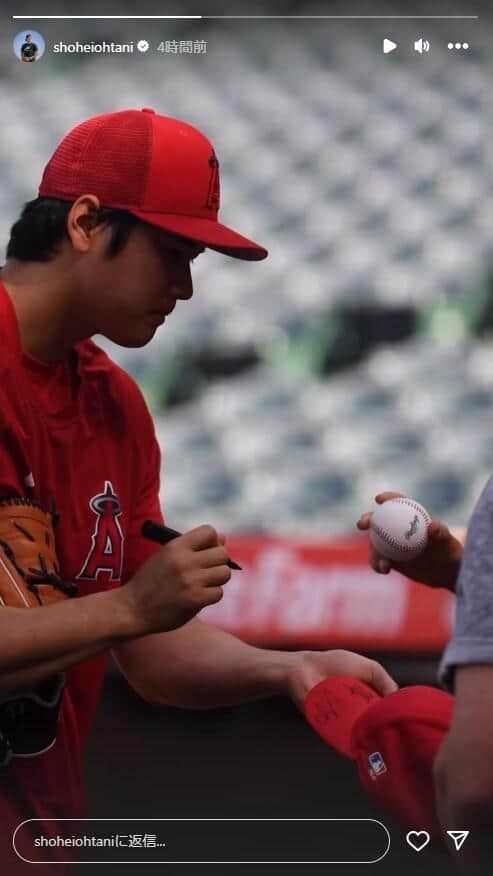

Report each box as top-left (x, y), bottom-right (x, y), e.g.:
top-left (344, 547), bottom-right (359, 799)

top-left (129, 210), bottom-right (268, 261)
top-left (304, 676), bottom-right (382, 759)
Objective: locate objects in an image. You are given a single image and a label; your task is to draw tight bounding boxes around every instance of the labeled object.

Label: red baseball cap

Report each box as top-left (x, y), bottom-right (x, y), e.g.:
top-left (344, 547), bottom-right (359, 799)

top-left (304, 677), bottom-right (454, 836)
top-left (38, 108), bottom-right (268, 261)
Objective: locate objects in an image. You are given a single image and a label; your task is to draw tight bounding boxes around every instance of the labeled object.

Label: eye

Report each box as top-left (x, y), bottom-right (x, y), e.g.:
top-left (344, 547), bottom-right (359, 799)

top-left (162, 243), bottom-right (202, 264)
top-left (169, 248), bottom-right (197, 263)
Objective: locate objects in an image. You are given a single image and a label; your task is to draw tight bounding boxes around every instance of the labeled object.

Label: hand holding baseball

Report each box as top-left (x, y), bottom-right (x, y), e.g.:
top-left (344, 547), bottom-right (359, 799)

top-left (357, 491), bottom-right (463, 592)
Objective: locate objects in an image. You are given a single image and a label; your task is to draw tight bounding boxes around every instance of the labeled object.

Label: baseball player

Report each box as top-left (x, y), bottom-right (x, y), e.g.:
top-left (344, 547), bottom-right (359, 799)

top-left (0, 109), bottom-right (397, 874)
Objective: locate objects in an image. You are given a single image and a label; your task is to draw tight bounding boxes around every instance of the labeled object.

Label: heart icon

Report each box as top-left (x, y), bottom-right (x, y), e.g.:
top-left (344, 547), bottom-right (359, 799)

top-left (406, 831), bottom-right (430, 852)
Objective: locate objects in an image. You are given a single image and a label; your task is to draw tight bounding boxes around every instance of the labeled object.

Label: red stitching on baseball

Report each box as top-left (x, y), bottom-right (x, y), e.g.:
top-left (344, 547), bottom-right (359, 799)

top-left (393, 498), bottom-right (431, 523)
top-left (371, 524), bottom-right (427, 552)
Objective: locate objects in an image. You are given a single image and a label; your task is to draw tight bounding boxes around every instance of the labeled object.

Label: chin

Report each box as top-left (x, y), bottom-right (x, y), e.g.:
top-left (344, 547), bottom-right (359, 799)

top-left (106, 326), bottom-right (158, 347)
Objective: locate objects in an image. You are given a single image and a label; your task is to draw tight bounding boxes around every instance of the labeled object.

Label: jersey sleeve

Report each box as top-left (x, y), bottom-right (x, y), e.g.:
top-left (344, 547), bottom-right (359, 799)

top-left (120, 380), bottom-right (165, 585)
top-left (439, 473), bottom-right (493, 690)
top-left (0, 288), bottom-right (33, 496)
top-left (0, 372), bottom-right (35, 498)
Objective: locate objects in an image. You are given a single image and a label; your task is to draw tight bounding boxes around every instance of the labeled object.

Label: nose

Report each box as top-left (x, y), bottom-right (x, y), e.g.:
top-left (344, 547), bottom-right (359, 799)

top-left (170, 258), bottom-right (194, 300)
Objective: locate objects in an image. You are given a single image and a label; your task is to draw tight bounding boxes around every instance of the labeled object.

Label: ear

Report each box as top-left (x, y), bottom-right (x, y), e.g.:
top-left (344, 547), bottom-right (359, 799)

top-left (66, 195), bottom-right (102, 253)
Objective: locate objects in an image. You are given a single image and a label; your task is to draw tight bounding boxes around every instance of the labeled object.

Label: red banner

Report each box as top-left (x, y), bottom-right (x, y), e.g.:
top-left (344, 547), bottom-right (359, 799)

top-left (201, 535), bottom-right (454, 653)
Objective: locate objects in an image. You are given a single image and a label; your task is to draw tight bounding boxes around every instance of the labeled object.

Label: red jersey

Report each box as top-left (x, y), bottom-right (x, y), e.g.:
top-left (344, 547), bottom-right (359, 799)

top-left (0, 282), bottom-right (164, 873)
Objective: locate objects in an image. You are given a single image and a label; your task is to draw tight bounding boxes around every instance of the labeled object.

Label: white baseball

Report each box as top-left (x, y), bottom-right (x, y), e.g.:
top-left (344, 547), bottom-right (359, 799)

top-left (369, 497), bottom-right (431, 562)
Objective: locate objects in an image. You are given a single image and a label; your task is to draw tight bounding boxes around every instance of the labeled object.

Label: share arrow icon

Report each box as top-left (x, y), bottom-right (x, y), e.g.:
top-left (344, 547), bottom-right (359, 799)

top-left (447, 830), bottom-right (470, 851)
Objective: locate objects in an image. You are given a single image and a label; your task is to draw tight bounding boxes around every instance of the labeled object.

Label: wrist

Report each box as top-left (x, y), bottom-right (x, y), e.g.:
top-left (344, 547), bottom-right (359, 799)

top-left (447, 545), bottom-right (463, 593)
top-left (250, 649), bottom-right (301, 701)
top-left (281, 650), bottom-right (316, 707)
top-left (103, 586), bottom-right (143, 642)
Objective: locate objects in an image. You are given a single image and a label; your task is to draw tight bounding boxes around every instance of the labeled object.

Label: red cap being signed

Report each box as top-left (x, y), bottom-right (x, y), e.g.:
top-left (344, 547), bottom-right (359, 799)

top-left (304, 676), bottom-right (454, 835)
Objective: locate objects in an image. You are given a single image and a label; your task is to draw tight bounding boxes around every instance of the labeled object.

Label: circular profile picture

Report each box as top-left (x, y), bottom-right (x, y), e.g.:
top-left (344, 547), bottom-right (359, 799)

top-left (13, 30), bottom-right (45, 63)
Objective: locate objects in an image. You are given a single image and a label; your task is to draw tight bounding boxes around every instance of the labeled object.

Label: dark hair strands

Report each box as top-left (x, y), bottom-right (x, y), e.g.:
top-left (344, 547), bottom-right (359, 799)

top-left (6, 198), bottom-right (144, 262)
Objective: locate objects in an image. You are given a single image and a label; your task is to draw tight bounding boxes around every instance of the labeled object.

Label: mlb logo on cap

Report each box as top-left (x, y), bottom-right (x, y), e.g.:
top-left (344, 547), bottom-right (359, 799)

top-left (368, 751), bottom-right (387, 777)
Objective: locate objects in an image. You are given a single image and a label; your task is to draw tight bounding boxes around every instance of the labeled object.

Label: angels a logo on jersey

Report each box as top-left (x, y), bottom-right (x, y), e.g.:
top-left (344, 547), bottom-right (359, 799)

top-left (77, 480), bottom-right (124, 582)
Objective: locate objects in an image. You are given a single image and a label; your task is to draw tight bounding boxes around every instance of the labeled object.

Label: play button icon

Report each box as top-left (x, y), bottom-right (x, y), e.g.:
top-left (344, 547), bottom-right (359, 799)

top-left (383, 38), bottom-right (397, 54)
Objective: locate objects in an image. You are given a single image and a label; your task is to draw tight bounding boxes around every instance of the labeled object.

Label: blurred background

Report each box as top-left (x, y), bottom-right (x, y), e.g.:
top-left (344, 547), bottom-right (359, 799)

top-left (2, 2), bottom-right (490, 538)
top-left (1, 1), bottom-right (490, 873)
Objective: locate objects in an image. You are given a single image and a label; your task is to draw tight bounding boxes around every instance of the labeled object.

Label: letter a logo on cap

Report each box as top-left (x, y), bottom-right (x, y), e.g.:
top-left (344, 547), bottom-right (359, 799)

top-left (206, 151), bottom-right (220, 211)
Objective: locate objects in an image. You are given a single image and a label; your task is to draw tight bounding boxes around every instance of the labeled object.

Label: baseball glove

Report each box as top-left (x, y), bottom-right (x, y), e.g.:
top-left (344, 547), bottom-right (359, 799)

top-left (0, 497), bottom-right (78, 765)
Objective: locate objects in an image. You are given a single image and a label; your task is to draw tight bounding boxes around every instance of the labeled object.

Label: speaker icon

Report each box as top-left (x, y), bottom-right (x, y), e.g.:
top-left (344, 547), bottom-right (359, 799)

top-left (414, 38), bottom-right (430, 53)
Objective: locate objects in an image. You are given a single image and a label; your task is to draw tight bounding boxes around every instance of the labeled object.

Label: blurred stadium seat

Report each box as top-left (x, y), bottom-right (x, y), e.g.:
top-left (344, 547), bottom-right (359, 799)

top-left (1, 2), bottom-right (490, 536)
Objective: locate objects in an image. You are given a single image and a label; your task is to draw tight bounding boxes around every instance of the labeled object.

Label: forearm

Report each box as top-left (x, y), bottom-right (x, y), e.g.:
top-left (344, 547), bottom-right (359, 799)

top-left (0, 645), bottom-right (106, 699)
top-left (436, 771), bottom-right (493, 875)
top-left (442, 556), bottom-right (460, 594)
top-left (437, 794), bottom-right (493, 875)
top-left (113, 618), bottom-right (297, 709)
top-left (445, 528), bottom-right (465, 593)
top-left (435, 666), bottom-right (493, 874)
top-left (0, 589), bottom-right (132, 699)
top-left (438, 531), bottom-right (463, 593)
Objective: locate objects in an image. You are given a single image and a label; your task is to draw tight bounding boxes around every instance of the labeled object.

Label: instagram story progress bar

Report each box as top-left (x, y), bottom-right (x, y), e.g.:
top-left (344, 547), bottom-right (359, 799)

top-left (12, 14), bottom-right (480, 18)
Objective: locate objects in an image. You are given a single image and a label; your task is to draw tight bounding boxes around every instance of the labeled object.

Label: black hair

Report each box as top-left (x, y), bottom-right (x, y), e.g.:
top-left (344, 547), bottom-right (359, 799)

top-left (25, 34), bottom-right (31, 38)
top-left (6, 197), bottom-right (145, 262)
